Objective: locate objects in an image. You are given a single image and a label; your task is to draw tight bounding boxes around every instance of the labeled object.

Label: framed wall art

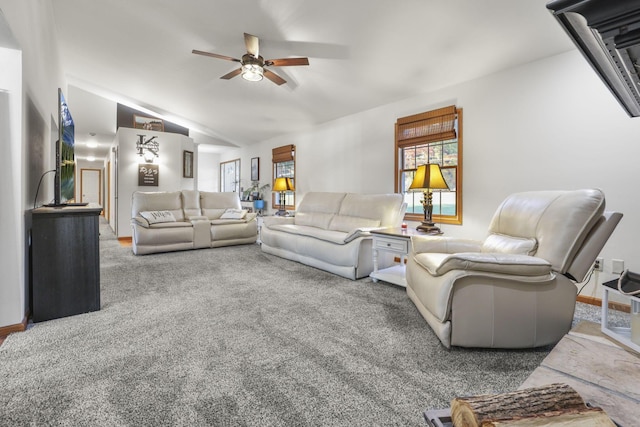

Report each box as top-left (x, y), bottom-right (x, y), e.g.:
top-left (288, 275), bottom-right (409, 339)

top-left (183, 150), bottom-right (193, 178)
top-left (133, 114), bottom-right (164, 132)
top-left (251, 157), bottom-right (259, 181)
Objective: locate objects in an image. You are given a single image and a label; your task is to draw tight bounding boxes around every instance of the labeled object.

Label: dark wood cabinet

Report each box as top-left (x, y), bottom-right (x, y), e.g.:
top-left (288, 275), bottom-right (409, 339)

top-left (30, 205), bottom-right (102, 322)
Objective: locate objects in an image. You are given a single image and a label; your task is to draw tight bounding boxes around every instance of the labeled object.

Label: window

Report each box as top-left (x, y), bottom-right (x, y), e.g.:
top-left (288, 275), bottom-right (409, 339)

top-left (220, 158), bottom-right (240, 193)
top-left (272, 144), bottom-right (295, 209)
top-left (395, 106), bottom-right (462, 225)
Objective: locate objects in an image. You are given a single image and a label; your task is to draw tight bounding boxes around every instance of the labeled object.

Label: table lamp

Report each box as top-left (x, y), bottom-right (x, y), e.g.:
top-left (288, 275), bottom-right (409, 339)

top-left (409, 163), bottom-right (449, 233)
top-left (273, 177), bottom-right (294, 216)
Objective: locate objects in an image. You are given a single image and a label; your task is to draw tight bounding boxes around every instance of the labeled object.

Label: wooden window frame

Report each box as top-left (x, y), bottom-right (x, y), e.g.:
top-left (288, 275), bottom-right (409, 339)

top-left (394, 106), bottom-right (463, 225)
top-left (272, 145), bottom-right (296, 210)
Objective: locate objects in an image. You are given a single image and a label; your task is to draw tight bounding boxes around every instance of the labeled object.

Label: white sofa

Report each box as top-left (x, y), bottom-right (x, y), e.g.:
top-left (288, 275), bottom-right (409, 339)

top-left (131, 190), bottom-right (257, 255)
top-left (260, 192), bottom-right (406, 280)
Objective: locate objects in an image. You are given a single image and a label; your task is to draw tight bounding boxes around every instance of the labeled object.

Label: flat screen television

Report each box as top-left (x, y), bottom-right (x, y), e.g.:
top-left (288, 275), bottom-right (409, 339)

top-left (54, 88), bottom-right (75, 205)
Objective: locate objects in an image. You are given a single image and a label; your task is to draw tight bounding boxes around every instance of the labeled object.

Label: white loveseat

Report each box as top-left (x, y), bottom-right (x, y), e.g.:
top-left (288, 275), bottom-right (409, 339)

top-left (260, 192), bottom-right (406, 280)
top-left (131, 190), bottom-right (257, 255)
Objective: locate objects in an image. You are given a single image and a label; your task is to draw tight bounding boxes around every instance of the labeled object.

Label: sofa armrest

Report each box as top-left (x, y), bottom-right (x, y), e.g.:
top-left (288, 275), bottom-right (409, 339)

top-left (131, 216), bottom-right (150, 228)
top-left (343, 227), bottom-right (380, 243)
top-left (263, 216), bottom-right (295, 228)
top-left (411, 235), bottom-right (482, 255)
top-left (414, 251), bottom-right (552, 277)
top-left (245, 212), bottom-right (257, 222)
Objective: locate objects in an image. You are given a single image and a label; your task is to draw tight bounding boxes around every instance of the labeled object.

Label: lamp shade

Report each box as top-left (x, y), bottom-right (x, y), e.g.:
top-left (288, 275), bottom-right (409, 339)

top-left (273, 177), bottom-right (295, 192)
top-left (409, 164), bottom-right (449, 191)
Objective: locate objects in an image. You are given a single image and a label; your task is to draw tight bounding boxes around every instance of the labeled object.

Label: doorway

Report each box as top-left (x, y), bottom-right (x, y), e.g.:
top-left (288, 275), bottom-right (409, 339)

top-left (80, 168), bottom-right (102, 209)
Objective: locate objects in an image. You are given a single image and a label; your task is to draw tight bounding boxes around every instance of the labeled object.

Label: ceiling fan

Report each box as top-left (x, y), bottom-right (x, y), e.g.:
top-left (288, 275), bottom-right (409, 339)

top-left (192, 33), bottom-right (309, 86)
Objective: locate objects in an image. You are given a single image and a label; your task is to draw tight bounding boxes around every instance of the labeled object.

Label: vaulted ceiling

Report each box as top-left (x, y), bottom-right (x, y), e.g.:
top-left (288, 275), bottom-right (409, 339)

top-left (50, 0), bottom-right (575, 160)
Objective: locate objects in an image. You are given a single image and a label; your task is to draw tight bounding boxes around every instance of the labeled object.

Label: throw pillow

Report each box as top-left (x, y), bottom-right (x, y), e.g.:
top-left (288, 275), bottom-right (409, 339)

top-left (220, 208), bottom-right (247, 219)
top-left (140, 210), bottom-right (176, 224)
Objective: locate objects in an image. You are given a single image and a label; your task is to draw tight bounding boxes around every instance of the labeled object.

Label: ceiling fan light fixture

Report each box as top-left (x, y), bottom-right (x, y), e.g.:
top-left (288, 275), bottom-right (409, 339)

top-left (241, 63), bottom-right (263, 82)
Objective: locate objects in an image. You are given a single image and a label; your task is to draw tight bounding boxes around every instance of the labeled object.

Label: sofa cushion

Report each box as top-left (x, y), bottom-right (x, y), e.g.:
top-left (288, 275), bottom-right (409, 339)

top-left (131, 191), bottom-right (185, 222)
top-left (295, 212), bottom-right (335, 229)
top-left (487, 189), bottom-right (605, 273)
top-left (336, 193), bottom-right (404, 228)
top-left (414, 252), bottom-right (552, 277)
top-left (481, 234), bottom-right (537, 255)
top-left (140, 210), bottom-right (176, 224)
top-left (329, 215), bottom-right (380, 233)
top-left (220, 208), bottom-right (247, 219)
top-left (148, 221), bottom-right (193, 229)
top-left (269, 224), bottom-right (348, 245)
top-left (200, 191), bottom-right (242, 219)
top-left (181, 190), bottom-right (201, 218)
top-left (294, 192), bottom-right (346, 228)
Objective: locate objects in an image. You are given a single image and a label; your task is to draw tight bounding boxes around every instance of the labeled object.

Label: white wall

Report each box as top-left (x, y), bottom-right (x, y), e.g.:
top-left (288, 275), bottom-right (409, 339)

top-left (0, 39), bottom-right (23, 329)
top-left (114, 127), bottom-right (196, 237)
top-left (196, 148), bottom-right (220, 192)
top-left (222, 50), bottom-right (640, 300)
top-left (0, 1), bottom-right (65, 329)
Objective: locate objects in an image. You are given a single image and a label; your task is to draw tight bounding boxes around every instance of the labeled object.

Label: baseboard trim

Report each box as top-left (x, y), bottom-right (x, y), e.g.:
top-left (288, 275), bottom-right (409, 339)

top-left (577, 294), bottom-right (630, 313)
top-left (118, 237), bottom-right (132, 247)
top-left (0, 315), bottom-right (28, 339)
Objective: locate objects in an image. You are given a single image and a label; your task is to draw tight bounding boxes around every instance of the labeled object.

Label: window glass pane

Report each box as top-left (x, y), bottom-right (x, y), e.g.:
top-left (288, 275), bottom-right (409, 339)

top-left (443, 142), bottom-right (458, 166)
top-left (428, 143), bottom-right (442, 164)
top-left (440, 191), bottom-right (457, 216)
top-left (441, 167), bottom-right (456, 190)
top-left (415, 145), bottom-right (429, 166)
top-left (220, 159), bottom-right (240, 193)
top-left (403, 147), bottom-right (416, 169)
top-left (274, 160), bottom-right (294, 179)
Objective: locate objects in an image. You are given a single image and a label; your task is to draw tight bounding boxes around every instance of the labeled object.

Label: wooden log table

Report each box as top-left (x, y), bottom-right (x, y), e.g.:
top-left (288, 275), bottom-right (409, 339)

top-left (519, 321), bottom-right (640, 427)
top-left (425, 321), bottom-right (639, 426)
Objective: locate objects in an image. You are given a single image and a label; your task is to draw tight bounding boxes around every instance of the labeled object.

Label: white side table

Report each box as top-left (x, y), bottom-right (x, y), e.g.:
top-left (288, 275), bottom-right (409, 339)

top-left (601, 279), bottom-right (640, 353)
top-left (370, 227), bottom-right (427, 287)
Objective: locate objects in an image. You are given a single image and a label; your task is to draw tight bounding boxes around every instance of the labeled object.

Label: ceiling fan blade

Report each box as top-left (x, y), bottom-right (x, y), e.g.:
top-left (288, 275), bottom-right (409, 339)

top-left (263, 69), bottom-right (286, 86)
top-left (265, 57), bottom-right (310, 67)
top-left (192, 49), bottom-right (240, 63)
top-left (244, 33), bottom-right (259, 57)
top-left (220, 68), bottom-right (242, 80)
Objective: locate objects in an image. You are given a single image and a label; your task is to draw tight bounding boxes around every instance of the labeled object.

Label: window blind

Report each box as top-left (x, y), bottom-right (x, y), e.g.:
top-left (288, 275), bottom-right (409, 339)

top-left (396, 105), bottom-right (457, 147)
top-left (272, 145), bottom-right (295, 163)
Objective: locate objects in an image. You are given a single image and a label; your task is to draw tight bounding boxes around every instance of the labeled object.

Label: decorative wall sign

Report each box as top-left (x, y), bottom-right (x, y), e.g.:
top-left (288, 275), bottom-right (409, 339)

top-left (183, 150), bottom-right (194, 178)
top-left (138, 163), bottom-right (159, 186)
top-left (136, 134), bottom-right (159, 162)
top-left (133, 114), bottom-right (164, 132)
top-left (251, 157), bottom-right (259, 181)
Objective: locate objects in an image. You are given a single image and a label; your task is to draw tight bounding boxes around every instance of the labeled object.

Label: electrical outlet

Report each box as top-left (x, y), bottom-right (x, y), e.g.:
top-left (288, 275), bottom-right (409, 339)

top-left (594, 257), bottom-right (603, 272)
top-left (612, 259), bottom-right (625, 274)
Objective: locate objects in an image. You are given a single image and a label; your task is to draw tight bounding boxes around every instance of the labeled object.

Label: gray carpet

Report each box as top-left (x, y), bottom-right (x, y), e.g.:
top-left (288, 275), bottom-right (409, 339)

top-left (0, 220), bottom-right (604, 426)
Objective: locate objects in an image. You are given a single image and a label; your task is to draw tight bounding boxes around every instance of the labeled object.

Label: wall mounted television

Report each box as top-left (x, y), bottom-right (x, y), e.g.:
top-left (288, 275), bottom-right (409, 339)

top-left (53, 88), bottom-right (75, 206)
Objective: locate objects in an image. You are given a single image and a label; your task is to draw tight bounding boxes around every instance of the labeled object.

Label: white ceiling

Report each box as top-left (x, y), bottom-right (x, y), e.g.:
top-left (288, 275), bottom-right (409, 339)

top-left (50, 0), bottom-right (575, 161)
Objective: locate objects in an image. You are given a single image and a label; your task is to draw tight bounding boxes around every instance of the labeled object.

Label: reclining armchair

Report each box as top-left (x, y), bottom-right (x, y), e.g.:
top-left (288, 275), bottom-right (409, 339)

top-left (406, 189), bottom-right (622, 349)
